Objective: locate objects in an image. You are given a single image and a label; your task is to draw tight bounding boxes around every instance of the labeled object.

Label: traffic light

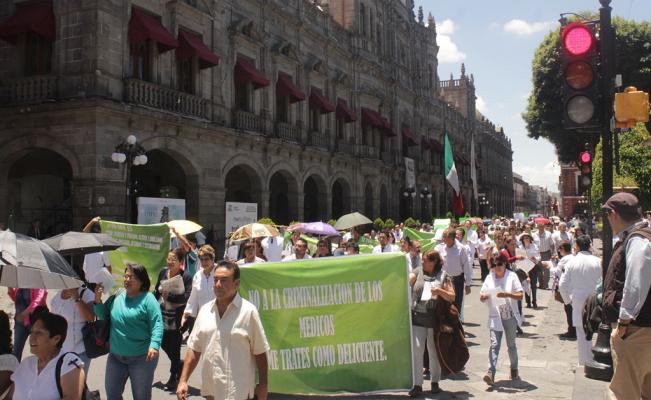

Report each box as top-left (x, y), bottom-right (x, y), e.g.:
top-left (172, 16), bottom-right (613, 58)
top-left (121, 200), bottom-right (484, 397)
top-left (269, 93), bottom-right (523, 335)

top-left (578, 148), bottom-right (592, 194)
top-left (560, 22), bottom-right (600, 129)
top-left (615, 86), bottom-right (650, 128)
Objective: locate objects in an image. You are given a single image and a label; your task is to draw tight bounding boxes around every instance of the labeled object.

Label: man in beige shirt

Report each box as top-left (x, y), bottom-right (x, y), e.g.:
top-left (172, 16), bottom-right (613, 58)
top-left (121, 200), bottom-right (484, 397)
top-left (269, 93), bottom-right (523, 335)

top-left (176, 260), bottom-right (269, 400)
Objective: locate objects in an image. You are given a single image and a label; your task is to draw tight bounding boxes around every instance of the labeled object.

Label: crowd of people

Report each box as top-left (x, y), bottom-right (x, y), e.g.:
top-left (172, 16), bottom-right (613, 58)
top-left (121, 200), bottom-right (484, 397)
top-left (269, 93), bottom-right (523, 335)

top-left (1, 196), bottom-right (651, 399)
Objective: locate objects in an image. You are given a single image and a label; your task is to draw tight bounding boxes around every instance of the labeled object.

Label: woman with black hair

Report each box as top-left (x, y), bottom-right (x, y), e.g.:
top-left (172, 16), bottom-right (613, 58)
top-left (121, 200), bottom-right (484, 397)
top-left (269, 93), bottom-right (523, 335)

top-left (93, 264), bottom-right (163, 400)
top-left (0, 310), bottom-right (18, 397)
top-left (313, 239), bottom-right (333, 258)
top-left (8, 312), bottom-right (85, 400)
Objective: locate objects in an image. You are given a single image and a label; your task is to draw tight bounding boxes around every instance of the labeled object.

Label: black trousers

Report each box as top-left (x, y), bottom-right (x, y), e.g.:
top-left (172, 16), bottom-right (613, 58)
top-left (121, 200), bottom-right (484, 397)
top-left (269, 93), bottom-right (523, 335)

top-left (525, 267), bottom-right (539, 306)
top-left (479, 259), bottom-right (489, 282)
top-left (161, 329), bottom-right (183, 376)
top-left (565, 303), bottom-right (575, 334)
top-left (452, 275), bottom-right (465, 312)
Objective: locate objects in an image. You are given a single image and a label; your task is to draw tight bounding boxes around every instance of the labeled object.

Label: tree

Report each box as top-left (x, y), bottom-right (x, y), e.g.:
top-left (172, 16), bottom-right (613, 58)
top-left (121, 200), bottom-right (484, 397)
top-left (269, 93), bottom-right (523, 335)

top-left (523, 16), bottom-right (651, 162)
top-left (591, 124), bottom-right (651, 211)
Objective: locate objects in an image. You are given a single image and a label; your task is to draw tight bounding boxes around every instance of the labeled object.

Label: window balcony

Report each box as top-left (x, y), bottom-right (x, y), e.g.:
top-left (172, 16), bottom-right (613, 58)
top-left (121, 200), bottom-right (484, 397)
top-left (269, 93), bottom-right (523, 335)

top-left (1, 74), bottom-right (58, 104)
top-left (124, 78), bottom-right (207, 119)
top-left (336, 140), bottom-right (356, 156)
top-left (275, 121), bottom-right (301, 143)
top-left (232, 109), bottom-right (262, 133)
top-left (359, 145), bottom-right (380, 160)
top-left (309, 130), bottom-right (330, 151)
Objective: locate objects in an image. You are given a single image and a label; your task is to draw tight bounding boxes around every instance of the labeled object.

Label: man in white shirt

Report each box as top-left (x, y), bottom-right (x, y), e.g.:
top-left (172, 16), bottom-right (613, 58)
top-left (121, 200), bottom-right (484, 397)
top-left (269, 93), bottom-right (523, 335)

top-left (533, 223), bottom-right (555, 289)
top-left (177, 261), bottom-right (269, 400)
top-left (261, 236), bottom-right (284, 262)
top-left (559, 235), bottom-right (601, 365)
top-left (552, 223), bottom-right (574, 255)
top-left (282, 238), bottom-right (312, 261)
top-left (372, 230), bottom-right (399, 254)
top-left (237, 242), bottom-right (267, 265)
top-left (464, 220), bottom-right (479, 265)
top-left (476, 230), bottom-right (495, 282)
top-left (437, 229), bottom-right (472, 313)
top-left (182, 245), bottom-right (217, 333)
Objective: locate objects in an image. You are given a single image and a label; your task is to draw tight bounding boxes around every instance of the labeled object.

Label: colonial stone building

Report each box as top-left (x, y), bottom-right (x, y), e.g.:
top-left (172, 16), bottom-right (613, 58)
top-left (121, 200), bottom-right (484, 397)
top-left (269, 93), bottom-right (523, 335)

top-left (0, 0), bottom-right (513, 243)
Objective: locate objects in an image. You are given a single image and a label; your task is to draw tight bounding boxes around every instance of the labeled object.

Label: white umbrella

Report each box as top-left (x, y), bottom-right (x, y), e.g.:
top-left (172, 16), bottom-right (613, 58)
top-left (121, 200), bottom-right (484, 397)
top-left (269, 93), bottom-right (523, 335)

top-left (334, 212), bottom-right (373, 231)
top-left (0, 231), bottom-right (83, 289)
top-left (167, 220), bottom-right (203, 236)
top-left (230, 223), bottom-right (280, 241)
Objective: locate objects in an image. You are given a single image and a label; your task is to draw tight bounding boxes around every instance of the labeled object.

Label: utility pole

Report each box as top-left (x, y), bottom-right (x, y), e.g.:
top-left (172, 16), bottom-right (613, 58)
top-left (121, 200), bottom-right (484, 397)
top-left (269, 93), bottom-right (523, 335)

top-left (585, 0), bottom-right (615, 381)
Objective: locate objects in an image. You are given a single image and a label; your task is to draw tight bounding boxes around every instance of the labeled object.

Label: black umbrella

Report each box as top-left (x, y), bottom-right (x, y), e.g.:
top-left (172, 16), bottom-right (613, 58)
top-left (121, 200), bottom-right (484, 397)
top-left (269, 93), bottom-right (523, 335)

top-left (43, 231), bottom-right (123, 256)
top-left (0, 231), bottom-right (83, 289)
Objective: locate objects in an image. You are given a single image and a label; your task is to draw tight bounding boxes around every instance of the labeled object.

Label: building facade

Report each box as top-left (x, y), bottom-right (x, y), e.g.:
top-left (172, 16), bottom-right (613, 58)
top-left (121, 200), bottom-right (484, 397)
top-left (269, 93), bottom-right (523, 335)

top-left (0, 0), bottom-right (513, 243)
top-left (558, 162), bottom-right (587, 217)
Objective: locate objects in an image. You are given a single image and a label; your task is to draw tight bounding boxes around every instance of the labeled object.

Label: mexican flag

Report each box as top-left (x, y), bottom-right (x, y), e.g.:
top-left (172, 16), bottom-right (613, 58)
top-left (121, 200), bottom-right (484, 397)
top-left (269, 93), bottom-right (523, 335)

top-left (444, 133), bottom-right (460, 194)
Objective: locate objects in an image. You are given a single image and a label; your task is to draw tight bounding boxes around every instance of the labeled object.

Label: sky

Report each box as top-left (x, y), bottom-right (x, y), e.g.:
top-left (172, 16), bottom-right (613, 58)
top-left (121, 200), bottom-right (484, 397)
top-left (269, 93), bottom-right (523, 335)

top-left (414, 0), bottom-right (650, 193)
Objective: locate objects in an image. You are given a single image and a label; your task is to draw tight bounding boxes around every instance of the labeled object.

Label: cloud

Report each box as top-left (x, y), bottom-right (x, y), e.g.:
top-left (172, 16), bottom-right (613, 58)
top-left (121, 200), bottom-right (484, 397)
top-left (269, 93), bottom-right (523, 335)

top-left (503, 19), bottom-right (556, 36)
top-left (476, 96), bottom-right (488, 114)
top-left (436, 19), bottom-right (466, 63)
top-left (514, 161), bottom-right (560, 192)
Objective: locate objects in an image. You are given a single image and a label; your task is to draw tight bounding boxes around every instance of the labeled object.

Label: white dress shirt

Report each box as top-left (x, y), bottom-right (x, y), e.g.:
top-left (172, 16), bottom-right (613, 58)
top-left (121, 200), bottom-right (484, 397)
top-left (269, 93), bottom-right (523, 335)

top-left (534, 230), bottom-right (555, 254)
top-left (184, 266), bottom-right (216, 317)
top-left (620, 222), bottom-right (651, 321)
top-left (552, 230), bottom-right (574, 250)
top-left (476, 237), bottom-right (495, 260)
top-left (282, 253), bottom-right (312, 261)
top-left (437, 241), bottom-right (473, 285)
top-left (261, 236), bottom-right (284, 262)
top-left (372, 244), bottom-right (399, 254)
top-left (559, 251), bottom-right (602, 324)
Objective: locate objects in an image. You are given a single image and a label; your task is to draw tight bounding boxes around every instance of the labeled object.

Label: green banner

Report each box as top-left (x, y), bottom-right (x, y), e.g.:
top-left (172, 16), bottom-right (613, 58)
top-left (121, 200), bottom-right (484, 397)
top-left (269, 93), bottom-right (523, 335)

top-left (239, 253), bottom-right (413, 394)
top-left (100, 221), bottom-right (170, 290)
top-left (403, 227), bottom-right (439, 252)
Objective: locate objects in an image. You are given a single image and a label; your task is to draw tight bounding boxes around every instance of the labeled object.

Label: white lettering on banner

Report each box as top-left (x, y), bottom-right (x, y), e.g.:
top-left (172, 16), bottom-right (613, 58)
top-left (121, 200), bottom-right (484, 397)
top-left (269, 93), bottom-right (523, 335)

top-left (283, 283), bottom-right (354, 309)
top-left (298, 314), bottom-right (335, 338)
top-left (103, 227), bottom-right (165, 250)
top-left (267, 341), bottom-right (387, 371)
top-left (279, 347), bottom-right (311, 370)
top-left (337, 340), bottom-right (387, 365)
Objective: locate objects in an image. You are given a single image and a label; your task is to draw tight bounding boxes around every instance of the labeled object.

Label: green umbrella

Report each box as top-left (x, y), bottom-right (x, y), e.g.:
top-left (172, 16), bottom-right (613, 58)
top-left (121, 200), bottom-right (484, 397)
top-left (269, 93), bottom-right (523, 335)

top-left (334, 212), bottom-right (373, 231)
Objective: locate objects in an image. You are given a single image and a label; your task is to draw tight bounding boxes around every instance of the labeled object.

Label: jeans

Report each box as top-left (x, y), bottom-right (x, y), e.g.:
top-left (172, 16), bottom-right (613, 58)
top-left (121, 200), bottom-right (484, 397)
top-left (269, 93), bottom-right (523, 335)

top-left (161, 329), bottom-right (182, 377)
top-left (451, 275), bottom-right (465, 312)
top-left (479, 259), bottom-right (489, 282)
top-left (488, 317), bottom-right (519, 375)
top-left (412, 325), bottom-right (441, 385)
top-left (13, 321), bottom-right (29, 361)
top-left (525, 268), bottom-right (539, 306)
top-left (106, 352), bottom-right (158, 400)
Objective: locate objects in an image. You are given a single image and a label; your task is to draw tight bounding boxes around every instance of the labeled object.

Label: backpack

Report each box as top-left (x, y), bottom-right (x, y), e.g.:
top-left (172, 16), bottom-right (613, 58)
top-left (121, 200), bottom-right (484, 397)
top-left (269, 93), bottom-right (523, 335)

top-left (55, 351), bottom-right (101, 400)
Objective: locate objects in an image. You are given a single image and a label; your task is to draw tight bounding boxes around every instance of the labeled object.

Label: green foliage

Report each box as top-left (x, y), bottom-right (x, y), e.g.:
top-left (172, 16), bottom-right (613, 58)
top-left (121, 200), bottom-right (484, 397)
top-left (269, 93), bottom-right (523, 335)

top-left (257, 217), bottom-right (276, 226)
top-left (445, 211), bottom-right (454, 219)
top-left (403, 217), bottom-right (418, 228)
top-left (524, 16), bottom-right (651, 162)
top-left (383, 218), bottom-right (395, 229)
top-left (373, 218), bottom-right (384, 230)
top-left (327, 219), bottom-right (337, 227)
top-left (591, 124), bottom-right (651, 211)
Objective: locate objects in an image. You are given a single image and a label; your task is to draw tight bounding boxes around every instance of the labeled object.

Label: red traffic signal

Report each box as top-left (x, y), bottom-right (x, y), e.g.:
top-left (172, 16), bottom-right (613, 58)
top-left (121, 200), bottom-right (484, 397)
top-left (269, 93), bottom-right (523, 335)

top-left (562, 22), bottom-right (595, 56)
top-left (578, 149), bottom-right (592, 192)
top-left (580, 151), bottom-right (592, 164)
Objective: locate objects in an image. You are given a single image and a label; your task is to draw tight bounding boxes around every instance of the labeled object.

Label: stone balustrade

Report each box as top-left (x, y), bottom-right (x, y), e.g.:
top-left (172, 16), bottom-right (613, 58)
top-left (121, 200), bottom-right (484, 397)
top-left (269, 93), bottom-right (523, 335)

top-left (310, 131), bottom-right (330, 150)
top-left (232, 110), bottom-right (262, 133)
top-left (336, 141), bottom-right (356, 155)
top-left (124, 79), bottom-right (207, 119)
top-left (2, 74), bottom-right (58, 103)
top-left (275, 122), bottom-right (301, 143)
top-left (360, 145), bottom-right (380, 159)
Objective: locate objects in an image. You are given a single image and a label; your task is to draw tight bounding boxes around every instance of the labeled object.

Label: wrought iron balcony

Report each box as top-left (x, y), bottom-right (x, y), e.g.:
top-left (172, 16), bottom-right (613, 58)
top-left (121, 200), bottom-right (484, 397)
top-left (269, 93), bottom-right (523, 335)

top-left (232, 110), bottom-right (262, 133)
top-left (124, 78), bottom-right (207, 119)
top-left (2, 74), bottom-right (57, 104)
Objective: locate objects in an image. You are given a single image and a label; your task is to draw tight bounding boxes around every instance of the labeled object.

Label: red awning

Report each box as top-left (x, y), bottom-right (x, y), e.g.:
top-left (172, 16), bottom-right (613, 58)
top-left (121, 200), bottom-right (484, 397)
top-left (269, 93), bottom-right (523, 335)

top-left (402, 127), bottom-right (419, 146)
top-left (421, 136), bottom-right (432, 150)
top-left (430, 139), bottom-right (443, 153)
top-left (129, 8), bottom-right (178, 53)
top-left (336, 98), bottom-right (356, 123)
top-left (361, 107), bottom-right (384, 129)
top-left (382, 117), bottom-right (396, 137)
top-left (235, 58), bottom-right (269, 89)
top-left (277, 72), bottom-right (305, 103)
top-left (309, 87), bottom-right (335, 114)
top-left (0, 0), bottom-right (55, 44)
top-left (177, 29), bottom-right (219, 69)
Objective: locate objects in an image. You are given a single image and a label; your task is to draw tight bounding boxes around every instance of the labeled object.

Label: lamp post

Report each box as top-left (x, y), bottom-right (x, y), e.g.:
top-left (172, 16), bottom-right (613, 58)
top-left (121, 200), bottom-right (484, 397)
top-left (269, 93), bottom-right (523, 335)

top-left (112, 135), bottom-right (148, 223)
top-left (479, 194), bottom-right (490, 218)
top-left (420, 187), bottom-right (433, 221)
top-left (403, 187), bottom-right (416, 219)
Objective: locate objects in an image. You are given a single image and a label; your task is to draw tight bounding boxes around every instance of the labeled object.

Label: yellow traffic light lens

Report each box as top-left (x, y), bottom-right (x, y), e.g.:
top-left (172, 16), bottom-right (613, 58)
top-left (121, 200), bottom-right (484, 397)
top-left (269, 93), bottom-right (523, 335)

top-left (567, 96), bottom-right (595, 124)
top-left (566, 61), bottom-right (594, 90)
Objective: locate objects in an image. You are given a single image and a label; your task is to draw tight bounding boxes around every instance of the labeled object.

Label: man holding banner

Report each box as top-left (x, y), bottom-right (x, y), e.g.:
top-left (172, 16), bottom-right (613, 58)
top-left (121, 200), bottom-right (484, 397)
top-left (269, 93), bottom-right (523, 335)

top-left (176, 261), bottom-right (269, 400)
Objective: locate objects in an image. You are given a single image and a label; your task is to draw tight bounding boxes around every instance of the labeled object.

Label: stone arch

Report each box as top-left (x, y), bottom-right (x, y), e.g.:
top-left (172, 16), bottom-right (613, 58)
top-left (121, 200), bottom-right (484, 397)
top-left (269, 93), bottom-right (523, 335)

top-left (223, 163), bottom-right (264, 204)
top-left (364, 181), bottom-right (374, 218)
top-left (380, 184), bottom-right (388, 219)
top-left (268, 169), bottom-right (299, 225)
top-left (303, 172), bottom-right (328, 222)
top-left (331, 176), bottom-right (352, 219)
top-left (0, 134), bottom-right (81, 235)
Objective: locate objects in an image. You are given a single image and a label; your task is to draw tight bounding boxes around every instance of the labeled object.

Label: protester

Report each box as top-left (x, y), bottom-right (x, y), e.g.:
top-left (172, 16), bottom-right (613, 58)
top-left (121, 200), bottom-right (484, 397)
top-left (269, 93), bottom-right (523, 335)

top-left (464, 220), bottom-right (479, 263)
top-left (282, 238), bottom-right (312, 261)
top-left (552, 241), bottom-right (576, 340)
top-left (82, 217), bottom-right (113, 290)
top-left (174, 230), bottom-right (199, 277)
top-left (154, 249), bottom-right (193, 391)
top-left (238, 242), bottom-right (266, 265)
top-left (520, 233), bottom-right (540, 309)
top-left (480, 254), bottom-right (523, 385)
top-left (408, 250), bottom-right (455, 396)
top-left (7, 287), bottom-right (47, 361)
top-left (313, 239), bottom-right (333, 258)
top-left (477, 230), bottom-right (495, 281)
top-left (283, 231), bottom-right (302, 257)
top-left (456, 228), bottom-right (474, 269)
top-left (533, 222), bottom-right (555, 289)
top-left (49, 286), bottom-right (96, 374)
top-left (176, 261), bottom-right (269, 400)
top-left (93, 264), bottom-right (163, 400)
top-left (372, 230), bottom-right (399, 253)
top-left (261, 235), bottom-right (284, 262)
top-left (0, 311), bottom-right (18, 396)
top-left (552, 222), bottom-right (573, 255)
top-left (501, 237), bottom-right (524, 270)
top-left (345, 241), bottom-right (360, 255)
top-left (182, 245), bottom-right (217, 333)
top-left (9, 312), bottom-right (85, 400)
top-left (601, 193), bottom-right (651, 399)
top-left (558, 235), bottom-right (601, 365)
top-left (436, 229), bottom-right (472, 314)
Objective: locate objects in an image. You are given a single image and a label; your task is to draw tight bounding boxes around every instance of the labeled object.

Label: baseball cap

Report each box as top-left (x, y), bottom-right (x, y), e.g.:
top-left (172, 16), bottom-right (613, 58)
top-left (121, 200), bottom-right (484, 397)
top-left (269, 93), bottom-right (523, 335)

top-left (601, 192), bottom-right (641, 219)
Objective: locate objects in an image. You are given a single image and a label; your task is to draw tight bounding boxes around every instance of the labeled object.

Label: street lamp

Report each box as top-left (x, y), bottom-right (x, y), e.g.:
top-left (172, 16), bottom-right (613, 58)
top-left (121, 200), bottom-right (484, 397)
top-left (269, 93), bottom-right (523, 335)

top-left (112, 135), bottom-right (148, 222)
top-left (403, 187), bottom-right (416, 218)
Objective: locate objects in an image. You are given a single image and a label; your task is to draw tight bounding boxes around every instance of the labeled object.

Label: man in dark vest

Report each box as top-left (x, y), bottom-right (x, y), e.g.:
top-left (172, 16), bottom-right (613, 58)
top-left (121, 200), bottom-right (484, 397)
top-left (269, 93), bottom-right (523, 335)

top-left (602, 192), bottom-right (651, 399)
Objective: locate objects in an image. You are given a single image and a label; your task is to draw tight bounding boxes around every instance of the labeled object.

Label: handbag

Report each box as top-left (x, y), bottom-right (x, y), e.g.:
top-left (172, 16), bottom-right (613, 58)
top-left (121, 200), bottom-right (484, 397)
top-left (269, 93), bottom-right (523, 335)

top-left (56, 352), bottom-right (101, 400)
top-left (82, 294), bottom-right (115, 359)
